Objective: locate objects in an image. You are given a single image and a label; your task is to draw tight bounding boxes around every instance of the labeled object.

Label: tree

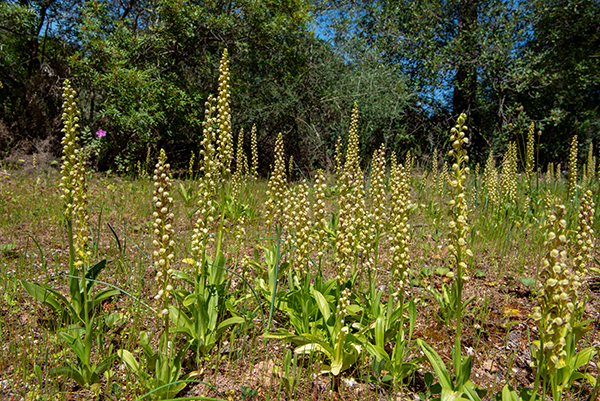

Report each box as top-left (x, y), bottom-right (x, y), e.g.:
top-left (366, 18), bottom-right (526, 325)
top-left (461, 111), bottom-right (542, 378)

top-left (0, 1), bottom-right (74, 154)
top-left (69, 0), bottom-right (319, 171)
top-left (317, 0), bottom-right (599, 164)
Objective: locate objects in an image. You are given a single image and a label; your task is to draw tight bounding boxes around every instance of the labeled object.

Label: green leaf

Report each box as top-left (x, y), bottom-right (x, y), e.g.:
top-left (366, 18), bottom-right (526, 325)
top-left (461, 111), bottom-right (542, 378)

top-left (295, 342), bottom-right (332, 359)
top-left (117, 349), bottom-right (141, 374)
top-left (456, 356), bottom-right (472, 388)
top-left (48, 366), bottom-right (86, 386)
top-left (573, 347), bottom-right (596, 370)
top-left (171, 269), bottom-right (193, 284)
top-left (312, 289), bottom-right (331, 324)
top-left (168, 306), bottom-right (194, 337)
top-left (331, 326), bottom-right (349, 376)
top-left (440, 387), bottom-right (467, 401)
top-left (84, 259), bottom-right (108, 291)
top-left (346, 304), bottom-right (362, 315)
top-left (463, 380), bottom-right (485, 401)
top-left (183, 293), bottom-right (196, 307)
top-left (417, 339), bottom-right (454, 391)
top-left (519, 277), bottom-right (536, 287)
top-left (59, 331), bottom-right (86, 361)
top-left (91, 288), bottom-right (120, 308)
top-left (216, 316), bottom-right (244, 334)
top-left (375, 316), bottom-right (385, 349)
top-left (406, 299), bottom-right (417, 341)
top-left (501, 384), bottom-right (520, 401)
top-left (363, 342), bottom-right (389, 362)
top-left (21, 280), bottom-right (64, 314)
top-left (263, 329), bottom-right (297, 340)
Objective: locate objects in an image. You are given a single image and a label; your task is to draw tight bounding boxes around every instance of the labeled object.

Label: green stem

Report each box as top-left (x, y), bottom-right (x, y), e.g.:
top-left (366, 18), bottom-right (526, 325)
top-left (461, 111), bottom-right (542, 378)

top-left (386, 260), bottom-right (396, 332)
top-left (452, 264), bottom-right (463, 381)
top-left (215, 185), bottom-right (227, 258)
top-left (266, 226), bottom-right (281, 331)
top-left (67, 219), bottom-right (74, 277)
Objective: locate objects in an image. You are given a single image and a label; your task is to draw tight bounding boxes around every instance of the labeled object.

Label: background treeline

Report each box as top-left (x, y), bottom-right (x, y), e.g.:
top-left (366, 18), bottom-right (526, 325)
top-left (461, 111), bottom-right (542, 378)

top-left (1, 0), bottom-right (599, 174)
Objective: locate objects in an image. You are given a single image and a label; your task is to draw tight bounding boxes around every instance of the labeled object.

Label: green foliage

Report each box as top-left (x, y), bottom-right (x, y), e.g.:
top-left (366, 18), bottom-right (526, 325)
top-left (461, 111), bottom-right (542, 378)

top-left (21, 259), bottom-right (119, 327)
top-left (0, 1), bottom-right (69, 153)
top-left (530, 321), bottom-right (597, 400)
top-left (50, 319), bottom-right (116, 387)
top-left (169, 255), bottom-right (245, 357)
top-left (278, 349), bottom-right (301, 396)
top-left (417, 339), bottom-right (487, 401)
top-left (69, 0), bottom-right (316, 172)
top-left (318, 0), bottom-right (600, 164)
top-left (118, 331), bottom-right (194, 400)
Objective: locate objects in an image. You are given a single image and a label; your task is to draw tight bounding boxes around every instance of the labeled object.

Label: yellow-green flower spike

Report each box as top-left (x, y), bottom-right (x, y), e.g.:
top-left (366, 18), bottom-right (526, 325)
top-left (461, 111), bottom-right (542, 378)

top-left (586, 143), bottom-right (595, 184)
top-left (442, 161), bottom-right (450, 188)
top-left (217, 49), bottom-right (233, 177)
top-left (344, 102), bottom-right (360, 176)
top-left (483, 151), bottom-right (499, 208)
top-left (526, 122), bottom-right (535, 180)
top-left (335, 103), bottom-right (366, 283)
top-left (152, 149), bottom-right (175, 308)
top-left (500, 142), bottom-right (517, 204)
top-left (336, 288), bottom-right (352, 326)
top-left (266, 133), bottom-right (287, 226)
top-left (191, 97), bottom-right (219, 272)
top-left (250, 124), bottom-right (258, 180)
top-left (573, 190), bottom-right (595, 279)
top-left (288, 181), bottom-right (311, 276)
top-left (362, 145), bottom-right (387, 273)
top-left (334, 136), bottom-right (343, 181)
top-left (188, 150), bottom-right (195, 177)
top-left (59, 79), bottom-right (82, 221)
top-left (447, 113), bottom-right (472, 279)
top-left (546, 162), bottom-right (554, 182)
top-left (313, 170), bottom-right (329, 260)
top-left (568, 135), bottom-right (578, 201)
top-left (368, 145), bottom-right (387, 241)
top-left (531, 204), bottom-right (580, 375)
top-left (232, 128), bottom-right (247, 199)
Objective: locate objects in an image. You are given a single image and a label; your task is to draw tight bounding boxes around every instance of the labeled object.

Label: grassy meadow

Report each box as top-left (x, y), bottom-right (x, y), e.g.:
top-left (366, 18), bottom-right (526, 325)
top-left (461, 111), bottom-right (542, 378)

top-left (0, 56), bottom-right (599, 401)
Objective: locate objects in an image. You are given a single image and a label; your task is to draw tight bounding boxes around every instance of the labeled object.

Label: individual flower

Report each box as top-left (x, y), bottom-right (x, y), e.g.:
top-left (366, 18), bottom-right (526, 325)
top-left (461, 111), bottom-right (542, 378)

top-left (96, 129), bottom-right (106, 138)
